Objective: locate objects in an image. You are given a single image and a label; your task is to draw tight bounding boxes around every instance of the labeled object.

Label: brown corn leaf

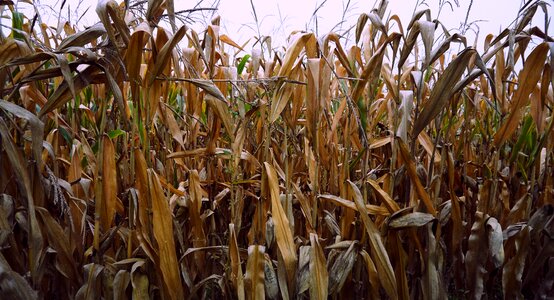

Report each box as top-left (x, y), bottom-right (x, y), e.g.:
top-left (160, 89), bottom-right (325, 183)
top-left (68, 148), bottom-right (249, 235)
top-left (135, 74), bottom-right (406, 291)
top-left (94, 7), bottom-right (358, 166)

top-left (487, 217), bottom-right (504, 269)
top-left (277, 33), bottom-right (317, 78)
top-left (220, 34), bottom-right (245, 51)
top-left (367, 178), bottom-right (400, 213)
top-left (348, 180), bottom-right (397, 299)
top-left (359, 250), bottom-right (380, 299)
top-left (388, 212), bottom-right (435, 229)
top-left (0, 99), bottom-right (44, 171)
top-left (264, 162), bottom-right (297, 287)
top-left (0, 38), bottom-right (32, 67)
top-left (296, 246), bottom-right (310, 294)
top-left (494, 42), bottom-right (549, 146)
top-left (188, 170), bottom-right (207, 267)
top-left (244, 245), bottom-right (265, 300)
top-left (36, 208), bottom-right (79, 281)
top-left (305, 58), bottom-right (321, 140)
top-left (113, 270), bottom-right (131, 300)
top-left (318, 194), bottom-right (390, 216)
top-left (147, 25), bottom-right (187, 86)
top-left (148, 170), bottom-right (185, 299)
top-left (355, 13), bottom-right (369, 44)
top-left (101, 135), bottom-right (117, 231)
top-left (327, 241), bottom-right (358, 294)
top-left (264, 255), bottom-right (279, 299)
top-left (418, 131), bottom-right (442, 163)
top-left (309, 233), bottom-right (328, 300)
top-left (205, 94), bottom-right (235, 140)
top-left (96, 0), bottom-right (130, 47)
top-left (422, 224), bottom-right (445, 299)
top-left (503, 225), bottom-right (531, 299)
top-left (446, 151), bottom-right (463, 251)
top-left (229, 223), bottom-right (245, 300)
top-left (181, 78), bottom-right (227, 102)
top-left (38, 66), bottom-right (101, 118)
top-left (76, 263), bottom-right (104, 300)
top-left (465, 212), bottom-right (488, 299)
top-left (0, 252), bottom-right (38, 300)
top-left (351, 39), bottom-right (388, 103)
top-left (58, 23), bottom-right (106, 50)
top-left (125, 22), bottom-right (151, 104)
top-left (398, 20), bottom-right (421, 69)
top-left (397, 139), bottom-right (437, 216)
top-left (133, 149), bottom-right (151, 238)
top-left (412, 48), bottom-right (475, 139)
top-left (0, 118), bottom-right (43, 284)
top-left (429, 33), bottom-right (467, 66)
top-left (131, 261), bottom-right (149, 300)
top-left (269, 80), bottom-right (294, 123)
top-left (159, 102), bottom-right (185, 148)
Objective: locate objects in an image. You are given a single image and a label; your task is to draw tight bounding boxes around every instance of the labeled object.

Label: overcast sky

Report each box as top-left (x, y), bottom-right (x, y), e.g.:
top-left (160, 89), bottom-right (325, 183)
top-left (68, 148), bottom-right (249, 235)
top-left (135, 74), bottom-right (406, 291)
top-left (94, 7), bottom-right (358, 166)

top-left (26, 0), bottom-right (552, 51)
top-left (214, 0), bottom-right (533, 48)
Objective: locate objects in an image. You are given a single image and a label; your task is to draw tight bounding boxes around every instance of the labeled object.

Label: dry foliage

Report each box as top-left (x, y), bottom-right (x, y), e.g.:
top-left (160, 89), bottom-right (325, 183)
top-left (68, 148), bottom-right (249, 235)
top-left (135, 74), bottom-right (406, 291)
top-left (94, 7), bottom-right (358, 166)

top-left (0, 0), bottom-right (553, 299)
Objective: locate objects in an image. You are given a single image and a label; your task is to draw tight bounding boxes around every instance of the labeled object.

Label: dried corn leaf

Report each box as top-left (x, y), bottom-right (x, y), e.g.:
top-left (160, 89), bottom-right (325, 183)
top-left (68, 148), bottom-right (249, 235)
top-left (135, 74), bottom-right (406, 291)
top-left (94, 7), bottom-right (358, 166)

top-left (264, 255), bottom-right (279, 299)
top-left (494, 42), bottom-right (549, 146)
top-left (318, 194), bottom-right (390, 216)
top-left (96, 0), bottom-right (130, 47)
top-left (38, 66), bottom-right (101, 118)
top-left (397, 139), bottom-right (437, 215)
top-left (0, 252), bottom-right (37, 300)
top-left (148, 170), bottom-right (184, 299)
top-left (147, 25), bottom-right (187, 86)
top-left (412, 48), bottom-right (475, 139)
top-left (359, 250), bottom-right (380, 299)
top-left (487, 217), bottom-right (504, 268)
top-left (367, 178), bottom-right (400, 213)
top-left (348, 180), bottom-right (397, 299)
top-left (113, 270), bottom-right (131, 300)
top-left (388, 212), bottom-right (435, 229)
top-left (327, 240), bottom-right (357, 294)
top-left (503, 225), bottom-right (531, 299)
top-left (131, 261), bottom-right (149, 300)
top-left (245, 245), bottom-right (265, 300)
top-left (0, 118), bottom-right (43, 284)
top-left (58, 23), bottom-right (106, 50)
top-left (277, 33), bottom-right (317, 78)
top-left (101, 135), bottom-right (117, 231)
top-left (264, 162), bottom-right (297, 286)
top-left (36, 208), bottom-right (78, 281)
top-left (205, 94), bottom-right (235, 140)
top-left (229, 223), bottom-right (245, 300)
top-left (397, 90), bottom-right (413, 142)
top-left (0, 99), bottom-right (44, 171)
top-left (465, 212), bottom-right (488, 299)
top-left (309, 233), bottom-right (328, 300)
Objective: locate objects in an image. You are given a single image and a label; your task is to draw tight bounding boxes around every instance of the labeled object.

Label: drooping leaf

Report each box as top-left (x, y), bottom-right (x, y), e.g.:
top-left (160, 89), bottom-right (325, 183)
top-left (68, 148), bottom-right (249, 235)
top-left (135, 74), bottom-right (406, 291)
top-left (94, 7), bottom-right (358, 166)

top-left (348, 180), bottom-right (397, 299)
top-left (309, 233), bottom-right (328, 300)
top-left (388, 212), bottom-right (435, 229)
top-left (148, 170), bottom-right (185, 299)
top-left (244, 245), bottom-right (265, 300)
top-left (494, 42), bottom-right (549, 146)
top-left (412, 48), bottom-right (475, 139)
top-left (264, 162), bottom-right (297, 287)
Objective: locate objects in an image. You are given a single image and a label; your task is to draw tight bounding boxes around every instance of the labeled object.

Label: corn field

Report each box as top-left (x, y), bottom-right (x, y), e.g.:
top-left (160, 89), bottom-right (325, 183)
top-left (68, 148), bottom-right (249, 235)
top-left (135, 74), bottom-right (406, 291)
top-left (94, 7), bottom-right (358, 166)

top-left (0, 0), bottom-right (553, 299)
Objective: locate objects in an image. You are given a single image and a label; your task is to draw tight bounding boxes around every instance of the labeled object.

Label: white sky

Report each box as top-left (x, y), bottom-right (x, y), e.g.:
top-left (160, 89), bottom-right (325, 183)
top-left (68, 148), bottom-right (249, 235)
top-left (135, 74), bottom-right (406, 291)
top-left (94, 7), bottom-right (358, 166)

top-left (10, 0), bottom-right (553, 51)
top-left (213, 0), bottom-right (535, 49)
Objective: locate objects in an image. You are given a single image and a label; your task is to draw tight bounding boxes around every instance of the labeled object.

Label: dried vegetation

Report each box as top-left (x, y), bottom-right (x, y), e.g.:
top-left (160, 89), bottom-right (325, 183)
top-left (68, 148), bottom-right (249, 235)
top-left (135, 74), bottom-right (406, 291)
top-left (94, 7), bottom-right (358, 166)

top-left (0, 0), bottom-right (553, 299)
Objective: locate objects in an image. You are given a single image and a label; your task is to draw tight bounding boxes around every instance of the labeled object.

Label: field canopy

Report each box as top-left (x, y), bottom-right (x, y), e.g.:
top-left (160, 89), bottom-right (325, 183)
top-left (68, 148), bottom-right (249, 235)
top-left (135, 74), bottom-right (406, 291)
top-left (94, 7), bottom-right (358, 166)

top-left (0, 0), bottom-right (553, 299)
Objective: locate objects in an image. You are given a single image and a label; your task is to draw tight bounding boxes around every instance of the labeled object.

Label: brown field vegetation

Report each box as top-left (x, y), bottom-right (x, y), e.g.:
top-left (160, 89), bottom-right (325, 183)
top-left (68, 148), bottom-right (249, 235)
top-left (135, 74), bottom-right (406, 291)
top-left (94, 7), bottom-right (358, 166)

top-left (0, 0), bottom-right (553, 298)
